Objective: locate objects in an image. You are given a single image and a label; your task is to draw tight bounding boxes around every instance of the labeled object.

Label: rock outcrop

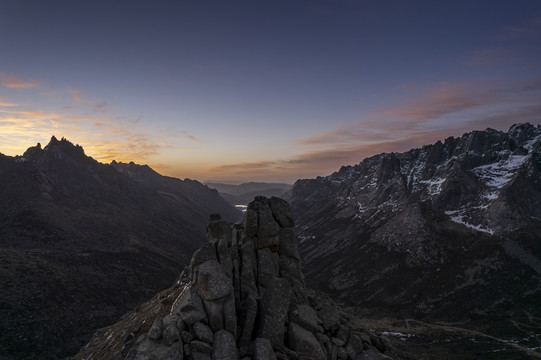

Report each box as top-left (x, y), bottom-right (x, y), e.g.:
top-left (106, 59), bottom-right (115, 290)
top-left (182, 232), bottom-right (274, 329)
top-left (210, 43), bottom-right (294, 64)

top-left (75, 196), bottom-right (392, 360)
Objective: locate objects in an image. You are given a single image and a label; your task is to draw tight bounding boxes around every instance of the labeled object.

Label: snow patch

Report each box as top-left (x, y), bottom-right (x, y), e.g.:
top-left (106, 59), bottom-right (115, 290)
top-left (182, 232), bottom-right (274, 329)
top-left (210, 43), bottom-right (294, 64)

top-left (445, 210), bottom-right (494, 234)
top-left (420, 177), bottom-right (445, 195)
top-left (473, 154), bottom-right (527, 188)
top-left (483, 192), bottom-right (498, 200)
top-left (380, 331), bottom-right (414, 341)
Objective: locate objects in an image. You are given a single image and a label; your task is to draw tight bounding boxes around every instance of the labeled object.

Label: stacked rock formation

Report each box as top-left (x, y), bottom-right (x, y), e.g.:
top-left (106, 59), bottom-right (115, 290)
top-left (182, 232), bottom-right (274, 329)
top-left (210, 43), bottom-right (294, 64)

top-left (76, 196), bottom-right (392, 360)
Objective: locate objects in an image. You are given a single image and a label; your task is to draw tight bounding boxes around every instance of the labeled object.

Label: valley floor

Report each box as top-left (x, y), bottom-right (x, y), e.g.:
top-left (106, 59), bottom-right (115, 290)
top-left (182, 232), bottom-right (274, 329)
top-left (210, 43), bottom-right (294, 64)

top-left (351, 311), bottom-right (541, 360)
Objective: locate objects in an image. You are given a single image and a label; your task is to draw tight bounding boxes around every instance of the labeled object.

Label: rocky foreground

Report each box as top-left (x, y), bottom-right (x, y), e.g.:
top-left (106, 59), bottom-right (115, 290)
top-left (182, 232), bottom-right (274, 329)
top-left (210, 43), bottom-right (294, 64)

top-left (75, 196), bottom-right (395, 360)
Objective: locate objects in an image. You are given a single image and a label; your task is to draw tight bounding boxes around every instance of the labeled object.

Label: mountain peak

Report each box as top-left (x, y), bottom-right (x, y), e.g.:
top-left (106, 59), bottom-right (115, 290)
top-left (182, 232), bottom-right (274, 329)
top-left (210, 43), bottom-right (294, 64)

top-left (43, 136), bottom-right (85, 156)
top-left (20, 136), bottom-right (87, 162)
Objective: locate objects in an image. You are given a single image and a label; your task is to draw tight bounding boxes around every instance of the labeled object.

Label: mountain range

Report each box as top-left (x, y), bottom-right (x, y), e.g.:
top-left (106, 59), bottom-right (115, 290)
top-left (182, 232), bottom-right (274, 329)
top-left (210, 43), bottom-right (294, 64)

top-left (286, 123), bottom-right (541, 341)
top-left (206, 182), bottom-right (292, 206)
top-left (1, 123), bottom-right (540, 359)
top-left (0, 137), bottom-right (239, 359)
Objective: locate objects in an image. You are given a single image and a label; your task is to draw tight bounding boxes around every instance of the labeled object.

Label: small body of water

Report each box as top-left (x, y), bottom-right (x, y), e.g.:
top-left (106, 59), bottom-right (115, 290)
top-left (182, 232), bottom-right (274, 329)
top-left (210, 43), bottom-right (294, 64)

top-left (235, 204), bottom-right (247, 213)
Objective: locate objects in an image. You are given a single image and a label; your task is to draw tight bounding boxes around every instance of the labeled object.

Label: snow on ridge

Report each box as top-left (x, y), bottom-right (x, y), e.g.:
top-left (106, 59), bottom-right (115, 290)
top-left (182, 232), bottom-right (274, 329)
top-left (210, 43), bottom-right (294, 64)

top-left (473, 154), bottom-right (528, 188)
top-left (420, 177), bottom-right (445, 195)
top-left (524, 134), bottom-right (541, 151)
top-left (445, 210), bottom-right (494, 234)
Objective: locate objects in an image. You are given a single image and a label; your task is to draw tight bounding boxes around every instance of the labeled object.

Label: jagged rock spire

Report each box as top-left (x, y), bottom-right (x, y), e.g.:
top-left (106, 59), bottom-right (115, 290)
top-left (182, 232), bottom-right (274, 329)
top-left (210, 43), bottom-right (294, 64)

top-left (76, 196), bottom-right (392, 360)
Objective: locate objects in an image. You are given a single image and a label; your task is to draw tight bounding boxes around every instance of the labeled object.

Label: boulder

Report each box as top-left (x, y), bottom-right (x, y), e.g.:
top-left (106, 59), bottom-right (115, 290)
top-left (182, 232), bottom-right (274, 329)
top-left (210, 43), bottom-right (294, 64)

top-left (279, 256), bottom-right (304, 288)
top-left (278, 228), bottom-right (300, 260)
top-left (238, 296), bottom-right (258, 347)
top-left (198, 260), bottom-right (233, 301)
top-left (212, 330), bottom-right (238, 360)
top-left (148, 318), bottom-right (164, 340)
top-left (287, 323), bottom-right (326, 360)
top-left (163, 325), bottom-right (180, 346)
top-left (318, 306), bottom-right (340, 332)
top-left (191, 242), bottom-right (218, 269)
top-left (289, 304), bottom-right (320, 333)
top-left (193, 322), bottom-right (213, 344)
top-left (180, 330), bottom-right (193, 343)
top-left (207, 219), bottom-right (231, 241)
top-left (335, 325), bottom-right (349, 345)
top-left (243, 207), bottom-right (258, 237)
top-left (253, 338), bottom-right (277, 360)
top-left (259, 278), bottom-right (293, 348)
top-left (240, 239), bottom-right (259, 299)
top-left (191, 352), bottom-right (211, 360)
top-left (217, 237), bottom-right (233, 275)
top-left (257, 247), bottom-right (280, 292)
top-left (191, 340), bottom-right (213, 354)
top-left (203, 299), bottom-right (224, 332)
top-left (223, 295), bottom-right (237, 337)
top-left (269, 196), bottom-right (294, 227)
top-left (255, 197), bottom-right (280, 249)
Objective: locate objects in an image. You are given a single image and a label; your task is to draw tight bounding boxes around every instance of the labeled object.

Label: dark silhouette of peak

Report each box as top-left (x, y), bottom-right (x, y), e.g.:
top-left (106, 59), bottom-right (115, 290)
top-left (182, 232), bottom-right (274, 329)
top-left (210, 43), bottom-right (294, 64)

top-left (21, 142), bottom-right (42, 158)
top-left (0, 139), bottom-right (239, 359)
top-left (20, 136), bottom-right (87, 164)
top-left (43, 135), bottom-right (86, 158)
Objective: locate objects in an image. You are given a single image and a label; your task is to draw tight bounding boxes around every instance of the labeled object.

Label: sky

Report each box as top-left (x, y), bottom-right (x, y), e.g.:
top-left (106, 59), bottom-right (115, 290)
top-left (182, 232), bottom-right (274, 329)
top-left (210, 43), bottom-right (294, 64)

top-left (1, 0), bottom-right (540, 183)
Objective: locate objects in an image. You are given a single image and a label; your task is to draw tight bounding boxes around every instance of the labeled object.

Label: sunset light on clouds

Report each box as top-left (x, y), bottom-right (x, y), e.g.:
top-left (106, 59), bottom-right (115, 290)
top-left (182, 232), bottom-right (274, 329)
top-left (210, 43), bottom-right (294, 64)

top-left (1, 1), bottom-right (540, 183)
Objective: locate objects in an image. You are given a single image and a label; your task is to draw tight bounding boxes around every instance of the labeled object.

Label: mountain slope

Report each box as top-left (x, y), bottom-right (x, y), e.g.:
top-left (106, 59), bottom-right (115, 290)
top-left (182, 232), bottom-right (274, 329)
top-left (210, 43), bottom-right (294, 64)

top-left (287, 123), bottom-right (541, 328)
top-left (0, 137), bottom-right (239, 359)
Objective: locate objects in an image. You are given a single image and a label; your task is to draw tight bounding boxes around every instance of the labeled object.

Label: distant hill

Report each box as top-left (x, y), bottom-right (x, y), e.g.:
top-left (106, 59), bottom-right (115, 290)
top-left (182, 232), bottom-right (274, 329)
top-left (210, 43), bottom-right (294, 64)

top-left (0, 136), bottom-right (239, 359)
top-left (287, 123), bottom-right (541, 336)
top-left (206, 181), bottom-right (292, 205)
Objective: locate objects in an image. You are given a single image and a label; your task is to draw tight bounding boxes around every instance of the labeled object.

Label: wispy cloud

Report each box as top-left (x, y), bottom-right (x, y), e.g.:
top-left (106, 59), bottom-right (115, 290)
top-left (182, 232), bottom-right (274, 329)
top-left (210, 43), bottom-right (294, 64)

top-left (466, 47), bottom-right (511, 67)
top-left (0, 85), bottom-right (191, 166)
top-left (69, 88), bottom-right (109, 115)
top-left (300, 78), bottom-right (541, 148)
top-left (496, 14), bottom-right (541, 41)
top-left (205, 77), bottom-right (541, 182)
top-left (0, 97), bottom-right (23, 107)
top-left (0, 72), bottom-right (39, 89)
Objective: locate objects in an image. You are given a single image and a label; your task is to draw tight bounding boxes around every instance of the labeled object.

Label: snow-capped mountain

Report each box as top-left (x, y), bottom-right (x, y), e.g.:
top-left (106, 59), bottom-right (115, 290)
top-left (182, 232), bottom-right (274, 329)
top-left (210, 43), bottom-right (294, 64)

top-left (287, 123), bottom-right (541, 323)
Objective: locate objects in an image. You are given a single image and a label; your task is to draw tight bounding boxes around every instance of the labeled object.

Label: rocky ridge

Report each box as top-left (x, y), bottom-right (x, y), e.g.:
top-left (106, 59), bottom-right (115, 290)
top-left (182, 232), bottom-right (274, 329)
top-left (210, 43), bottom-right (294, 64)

top-left (75, 196), bottom-right (394, 360)
top-left (287, 123), bottom-right (541, 325)
top-left (0, 136), bottom-right (239, 359)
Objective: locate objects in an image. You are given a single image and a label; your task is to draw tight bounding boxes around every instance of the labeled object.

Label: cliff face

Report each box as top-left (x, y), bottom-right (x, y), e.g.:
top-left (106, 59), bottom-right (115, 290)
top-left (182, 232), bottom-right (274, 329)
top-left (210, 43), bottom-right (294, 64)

top-left (286, 123), bottom-right (541, 322)
top-left (75, 197), bottom-right (393, 360)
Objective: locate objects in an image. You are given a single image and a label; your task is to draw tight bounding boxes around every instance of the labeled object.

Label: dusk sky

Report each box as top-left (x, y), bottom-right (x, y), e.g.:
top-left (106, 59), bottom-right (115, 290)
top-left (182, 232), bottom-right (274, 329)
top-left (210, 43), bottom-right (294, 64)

top-left (1, 0), bottom-right (540, 182)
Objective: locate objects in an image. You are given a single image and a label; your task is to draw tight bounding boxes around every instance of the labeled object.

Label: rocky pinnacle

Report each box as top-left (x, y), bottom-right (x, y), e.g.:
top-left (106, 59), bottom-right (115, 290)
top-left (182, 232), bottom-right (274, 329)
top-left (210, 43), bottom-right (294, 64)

top-left (75, 196), bottom-right (392, 360)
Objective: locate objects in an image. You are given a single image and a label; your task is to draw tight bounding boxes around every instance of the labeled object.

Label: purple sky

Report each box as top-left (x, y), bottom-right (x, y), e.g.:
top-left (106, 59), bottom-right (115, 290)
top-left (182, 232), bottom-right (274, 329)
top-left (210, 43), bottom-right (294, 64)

top-left (1, 0), bottom-right (540, 182)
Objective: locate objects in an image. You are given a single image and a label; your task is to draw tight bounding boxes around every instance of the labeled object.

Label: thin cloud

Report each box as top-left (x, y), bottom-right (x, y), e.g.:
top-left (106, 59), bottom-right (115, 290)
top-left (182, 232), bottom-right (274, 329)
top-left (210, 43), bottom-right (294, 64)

top-left (0, 72), bottom-right (39, 89)
top-left (214, 77), bottom-right (541, 181)
top-left (69, 88), bottom-right (109, 115)
top-left (0, 105), bottom-right (163, 164)
top-left (0, 98), bottom-right (23, 107)
top-left (496, 14), bottom-right (541, 41)
top-left (299, 78), bottom-right (541, 148)
top-left (466, 47), bottom-right (511, 67)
